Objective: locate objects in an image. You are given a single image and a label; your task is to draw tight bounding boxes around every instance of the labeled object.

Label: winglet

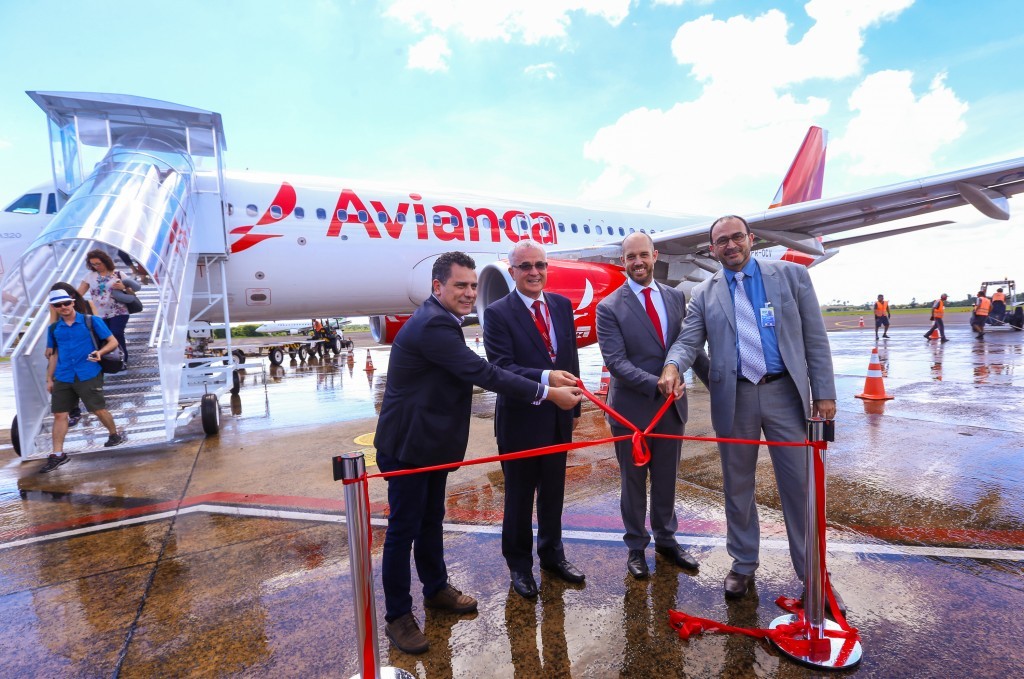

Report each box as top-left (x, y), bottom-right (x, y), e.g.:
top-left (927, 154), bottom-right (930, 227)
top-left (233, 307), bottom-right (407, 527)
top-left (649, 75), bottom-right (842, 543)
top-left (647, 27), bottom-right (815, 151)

top-left (769, 126), bottom-right (828, 208)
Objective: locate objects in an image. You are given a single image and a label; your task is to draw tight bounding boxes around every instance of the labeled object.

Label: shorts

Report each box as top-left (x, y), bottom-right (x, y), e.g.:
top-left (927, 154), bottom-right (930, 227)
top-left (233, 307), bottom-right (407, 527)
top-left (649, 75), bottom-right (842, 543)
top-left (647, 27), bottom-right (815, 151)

top-left (875, 315), bottom-right (890, 328)
top-left (52, 374), bottom-right (106, 414)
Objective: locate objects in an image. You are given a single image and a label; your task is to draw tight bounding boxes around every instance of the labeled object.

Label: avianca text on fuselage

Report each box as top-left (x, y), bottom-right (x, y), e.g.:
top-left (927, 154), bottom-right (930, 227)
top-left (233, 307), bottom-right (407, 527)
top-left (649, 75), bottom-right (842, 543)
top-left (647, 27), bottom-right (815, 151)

top-left (229, 182), bottom-right (559, 254)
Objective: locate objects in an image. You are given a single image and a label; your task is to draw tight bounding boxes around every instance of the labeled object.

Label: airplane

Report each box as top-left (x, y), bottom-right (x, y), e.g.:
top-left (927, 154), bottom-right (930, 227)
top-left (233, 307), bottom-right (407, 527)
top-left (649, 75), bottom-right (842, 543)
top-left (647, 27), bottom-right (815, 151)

top-left (2, 91), bottom-right (1023, 458)
top-left (254, 318), bottom-right (350, 335)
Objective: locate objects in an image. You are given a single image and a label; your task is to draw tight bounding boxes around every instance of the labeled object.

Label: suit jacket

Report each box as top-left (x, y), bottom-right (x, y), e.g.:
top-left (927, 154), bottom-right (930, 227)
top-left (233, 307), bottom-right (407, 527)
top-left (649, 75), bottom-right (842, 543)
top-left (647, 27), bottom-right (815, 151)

top-left (483, 291), bottom-right (581, 452)
top-left (375, 295), bottom-right (541, 468)
top-left (665, 259), bottom-right (836, 435)
top-left (596, 281), bottom-right (709, 433)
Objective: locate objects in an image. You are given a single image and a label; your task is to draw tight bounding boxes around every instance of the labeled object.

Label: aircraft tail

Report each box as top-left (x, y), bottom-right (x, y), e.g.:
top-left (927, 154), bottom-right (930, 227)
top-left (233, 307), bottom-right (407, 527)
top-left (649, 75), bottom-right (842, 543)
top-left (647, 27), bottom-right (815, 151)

top-left (769, 126), bottom-right (828, 208)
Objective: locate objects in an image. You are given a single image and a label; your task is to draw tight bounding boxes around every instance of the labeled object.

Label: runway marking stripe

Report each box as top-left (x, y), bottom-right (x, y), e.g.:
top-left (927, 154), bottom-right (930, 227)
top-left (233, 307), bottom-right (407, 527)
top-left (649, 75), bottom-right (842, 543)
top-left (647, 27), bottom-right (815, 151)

top-left (3, 502), bottom-right (1024, 562)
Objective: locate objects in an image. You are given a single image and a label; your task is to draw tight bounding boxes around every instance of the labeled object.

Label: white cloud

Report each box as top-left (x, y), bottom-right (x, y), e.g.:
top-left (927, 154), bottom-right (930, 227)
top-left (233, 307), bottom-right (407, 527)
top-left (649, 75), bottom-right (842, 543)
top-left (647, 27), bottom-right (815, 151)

top-left (652, 0), bottom-right (716, 7)
top-left (833, 71), bottom-right (968, 176)
top-left (0, 139), bottom-right (11, 150)
top-left (579, 0), bottom-right (969, 212)
top-left (524, 62), bottom-right (557, 80)
top-left (407, 34), bottom-right (452, 72)
top-left (384, 0), bottom-right (631, 46)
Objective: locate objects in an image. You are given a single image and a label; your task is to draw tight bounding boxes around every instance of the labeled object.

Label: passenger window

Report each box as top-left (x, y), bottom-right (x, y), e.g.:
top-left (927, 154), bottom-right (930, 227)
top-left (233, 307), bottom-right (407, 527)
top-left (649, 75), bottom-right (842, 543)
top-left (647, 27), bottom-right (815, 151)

top-left (571, 223), bottom-right (578, 233)
top-left (46, 193), bottom-right (58, 214)
top-left (498, 219), bottom-right (506, 228)
top-left (4, 193), bottom-right (41, 214)
top-left (583, 224), bottom-right (591, 234)
top-left (433, 215), bottom-right (442, 226)
top-left (246, 204), bottom-right (258, 217)
top-left (358, 210), bottom-right (368, 222)
top-left (397, 213), bottom-right (407, 223)
top-left (316, 208), bottom-right (327, 220)
top-left (466, 216), bottom-right (475, 227)
top-left (629, 228), bottom-right (635, 234)
top-left (640, 228), bottom-right (646, 233)
top-left (619, 227), bottom-right (625, 236)
top-left (270, 205), bottom-right (283, 219)
top-left (415, 213), bottom-right (425, 225)
top-left (596, 225), bottom-right (603, 235)
top-left (377, 211), bottom-right (388, 222)
top-left (227, 203), bottom-right (234, 216)
top-left (557, 222), bottom-right (565, 232)
top-left (295, 207), bottom-right (305, 219)
top-left (337, 209), bottom-right (348, 221)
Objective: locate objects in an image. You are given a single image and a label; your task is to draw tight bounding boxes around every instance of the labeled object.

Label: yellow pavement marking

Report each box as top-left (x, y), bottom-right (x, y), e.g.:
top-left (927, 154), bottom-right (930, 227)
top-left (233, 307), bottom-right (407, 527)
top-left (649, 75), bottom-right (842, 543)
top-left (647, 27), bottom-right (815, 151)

top-left (354, 432), bottom-right (376, 468)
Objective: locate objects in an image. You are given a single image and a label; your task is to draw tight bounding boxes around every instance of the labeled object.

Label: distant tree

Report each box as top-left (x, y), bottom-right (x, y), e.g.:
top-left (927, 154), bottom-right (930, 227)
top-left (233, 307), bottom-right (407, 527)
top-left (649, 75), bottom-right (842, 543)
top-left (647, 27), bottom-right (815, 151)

top-left (910, 297), bottom-right (917, 308)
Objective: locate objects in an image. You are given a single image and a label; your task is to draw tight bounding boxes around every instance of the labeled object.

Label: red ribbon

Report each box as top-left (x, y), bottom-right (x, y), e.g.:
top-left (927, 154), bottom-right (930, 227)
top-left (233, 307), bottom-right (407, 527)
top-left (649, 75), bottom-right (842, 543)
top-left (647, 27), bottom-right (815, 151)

top-left (342, 379), bottom-right (845, 670)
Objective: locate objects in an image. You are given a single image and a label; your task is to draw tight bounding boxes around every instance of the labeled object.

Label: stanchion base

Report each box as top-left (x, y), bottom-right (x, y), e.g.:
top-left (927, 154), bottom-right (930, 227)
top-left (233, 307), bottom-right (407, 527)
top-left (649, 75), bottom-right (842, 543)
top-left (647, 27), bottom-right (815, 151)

top-left (768, 615), bottom-right (862, 670)
top-left (348, 667), bottom-right (415, 679)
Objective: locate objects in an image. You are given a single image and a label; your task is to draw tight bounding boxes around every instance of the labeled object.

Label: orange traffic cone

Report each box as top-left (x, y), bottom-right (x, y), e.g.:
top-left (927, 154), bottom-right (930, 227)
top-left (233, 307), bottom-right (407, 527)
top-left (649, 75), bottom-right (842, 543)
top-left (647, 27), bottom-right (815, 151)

top-left (929, 328), bottom-right (940, 339)
top-left (364, 350), bottom-right (375, 372)
top-left (858, 316), bottom-right (865, 328)
top-left (855, 347), bottom-right (893, 400)
top-left (596, 365), bottom-right (611, 396)
top-left (347, 350), bottom-right (355, 366)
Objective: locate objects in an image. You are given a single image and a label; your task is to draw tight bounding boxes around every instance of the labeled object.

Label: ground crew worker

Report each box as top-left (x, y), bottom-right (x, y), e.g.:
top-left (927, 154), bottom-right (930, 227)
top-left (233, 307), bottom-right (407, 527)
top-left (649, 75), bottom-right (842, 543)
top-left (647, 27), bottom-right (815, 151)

top-left (991, 288), bottom-right (1006, 322)
top-left (873, 294), bottom-right (891, 340)
top-left (924, 293), bottom-right (949, 342)
top-left (971, 291), bottom-right (991, 338)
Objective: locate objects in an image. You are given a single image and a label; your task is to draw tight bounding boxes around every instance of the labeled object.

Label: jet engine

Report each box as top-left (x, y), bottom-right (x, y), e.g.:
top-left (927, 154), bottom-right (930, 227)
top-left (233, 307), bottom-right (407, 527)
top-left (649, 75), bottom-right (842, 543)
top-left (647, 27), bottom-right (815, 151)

top-left (476, 258), bottom-right (626, 347)
top-left (369, 314), bottom-right (412, 344)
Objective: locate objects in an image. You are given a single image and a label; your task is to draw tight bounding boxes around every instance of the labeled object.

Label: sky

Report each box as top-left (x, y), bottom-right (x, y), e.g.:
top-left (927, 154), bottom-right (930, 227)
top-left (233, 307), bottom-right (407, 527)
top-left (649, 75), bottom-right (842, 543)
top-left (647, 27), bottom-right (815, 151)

top-left (1, 0), bottom-right (1024, 305)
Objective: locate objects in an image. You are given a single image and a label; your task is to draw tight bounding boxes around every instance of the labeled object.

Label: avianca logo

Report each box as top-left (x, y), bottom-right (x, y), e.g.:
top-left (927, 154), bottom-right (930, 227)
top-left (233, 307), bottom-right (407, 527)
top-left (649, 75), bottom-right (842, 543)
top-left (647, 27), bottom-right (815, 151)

top-left (230, 182), bottom-right (558, 254)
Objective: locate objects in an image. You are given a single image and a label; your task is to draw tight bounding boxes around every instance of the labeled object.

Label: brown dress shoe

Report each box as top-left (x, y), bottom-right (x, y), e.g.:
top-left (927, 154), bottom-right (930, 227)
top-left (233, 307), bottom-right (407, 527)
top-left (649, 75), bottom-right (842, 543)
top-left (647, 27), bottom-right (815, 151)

top-left (724, 570), bottom-right (755, 599)
top-left (424, 584), bottom-right (478, 614)
top-left (385, 613), bottom-right (429, 654)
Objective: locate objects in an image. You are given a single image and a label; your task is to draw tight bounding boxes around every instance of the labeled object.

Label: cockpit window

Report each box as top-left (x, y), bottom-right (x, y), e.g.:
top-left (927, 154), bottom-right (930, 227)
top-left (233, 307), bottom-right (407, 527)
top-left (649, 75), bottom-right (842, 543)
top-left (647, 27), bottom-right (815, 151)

top-left (46, 193), bottom-right (58, 214)
top-left (4, 193), bottom-right (42, 214)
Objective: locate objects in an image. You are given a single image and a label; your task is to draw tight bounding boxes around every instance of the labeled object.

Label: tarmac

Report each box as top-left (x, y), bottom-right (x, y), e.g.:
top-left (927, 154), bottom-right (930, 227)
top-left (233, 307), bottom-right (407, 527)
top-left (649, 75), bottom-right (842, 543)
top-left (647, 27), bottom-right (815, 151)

top-left (1, 312), bottom-right (1022, 677)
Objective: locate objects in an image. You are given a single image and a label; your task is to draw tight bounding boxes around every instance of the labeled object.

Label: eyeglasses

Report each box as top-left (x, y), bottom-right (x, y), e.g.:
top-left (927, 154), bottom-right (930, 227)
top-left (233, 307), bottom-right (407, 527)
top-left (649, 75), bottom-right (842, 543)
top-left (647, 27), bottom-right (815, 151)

top-left (712, 232), bottom-right (750, 248)
top-left (514, 261), bottom-right (548, 272)
top-left (51, 301), bottom-right (74, 308)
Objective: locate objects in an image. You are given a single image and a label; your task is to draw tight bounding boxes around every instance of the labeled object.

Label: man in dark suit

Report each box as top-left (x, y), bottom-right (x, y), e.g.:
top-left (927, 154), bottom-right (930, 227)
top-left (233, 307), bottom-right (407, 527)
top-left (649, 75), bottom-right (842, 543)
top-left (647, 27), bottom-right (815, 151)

top-left (659, 215), bottom-right (843, 612)
top-left (595, 232), bottom-right (709, 579)
top-left (375, 251), bottom-right (582, 655)
top-left (484, 241), bottom-right (584, 600)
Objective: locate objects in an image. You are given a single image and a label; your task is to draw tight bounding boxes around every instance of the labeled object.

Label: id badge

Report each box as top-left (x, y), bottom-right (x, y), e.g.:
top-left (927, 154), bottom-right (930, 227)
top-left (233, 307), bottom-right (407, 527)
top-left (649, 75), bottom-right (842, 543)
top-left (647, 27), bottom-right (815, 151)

top-left (760, 304), bottom-right (776, 327)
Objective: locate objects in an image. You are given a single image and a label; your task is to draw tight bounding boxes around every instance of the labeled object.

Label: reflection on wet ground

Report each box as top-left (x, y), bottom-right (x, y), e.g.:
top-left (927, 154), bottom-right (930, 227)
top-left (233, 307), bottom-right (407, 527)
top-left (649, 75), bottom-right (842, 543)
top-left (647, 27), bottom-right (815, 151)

top-left (1, 321), bottom-right (1023, 677)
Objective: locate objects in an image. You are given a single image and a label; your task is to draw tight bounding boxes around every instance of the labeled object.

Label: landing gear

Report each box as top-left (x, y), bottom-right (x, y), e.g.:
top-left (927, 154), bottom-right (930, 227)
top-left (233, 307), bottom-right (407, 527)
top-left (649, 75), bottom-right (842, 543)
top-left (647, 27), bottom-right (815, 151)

top-left (11, 415), bottom-right (20, 457)
top-left (200, 393), bottom-right (220, 436)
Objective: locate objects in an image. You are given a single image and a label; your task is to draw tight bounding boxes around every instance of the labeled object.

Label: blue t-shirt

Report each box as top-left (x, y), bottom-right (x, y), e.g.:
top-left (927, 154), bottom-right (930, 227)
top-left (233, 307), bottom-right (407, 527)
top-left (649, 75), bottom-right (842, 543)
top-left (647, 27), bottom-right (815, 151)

top-left (723, 259), bottom-right (785, 375)
top-left (47, 313), bottom-right (112, 382)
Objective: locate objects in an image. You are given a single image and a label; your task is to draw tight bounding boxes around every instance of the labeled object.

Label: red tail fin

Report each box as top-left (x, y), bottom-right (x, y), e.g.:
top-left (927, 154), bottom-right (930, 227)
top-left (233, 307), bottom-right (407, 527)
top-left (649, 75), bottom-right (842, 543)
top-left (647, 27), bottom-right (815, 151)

top-left (769, 126), bottom-right (827, 208)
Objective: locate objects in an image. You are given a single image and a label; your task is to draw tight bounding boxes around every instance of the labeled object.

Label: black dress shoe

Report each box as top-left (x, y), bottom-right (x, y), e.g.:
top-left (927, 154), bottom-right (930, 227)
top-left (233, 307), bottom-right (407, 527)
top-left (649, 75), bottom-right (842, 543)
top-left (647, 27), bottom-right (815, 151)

top-left (626, 549), bottom-right (649, 579)
top-left (800, 582), bottom-right (848, 616)
top-left (510, 570), bottom-right (538, 599)
top-left (655, 544), bottom-right (699, 570)
top-left (540, 558), bottom-right (585, 583)
top-left (724, 570), bottom-right (755, 598)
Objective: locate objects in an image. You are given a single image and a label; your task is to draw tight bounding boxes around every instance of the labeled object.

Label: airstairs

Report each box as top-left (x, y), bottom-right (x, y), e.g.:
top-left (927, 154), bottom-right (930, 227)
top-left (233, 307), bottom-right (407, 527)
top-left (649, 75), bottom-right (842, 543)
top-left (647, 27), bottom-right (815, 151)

top-left (0, 92), bottom-right (236, 459)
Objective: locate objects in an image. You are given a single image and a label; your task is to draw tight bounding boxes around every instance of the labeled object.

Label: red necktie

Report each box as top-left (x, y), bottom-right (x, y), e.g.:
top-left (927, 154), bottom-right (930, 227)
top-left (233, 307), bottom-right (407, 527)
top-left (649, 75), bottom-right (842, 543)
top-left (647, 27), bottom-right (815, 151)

top-left (531, 300), bottom-right (556, 361)
top-left (642, 287), bottom-right (665, 347)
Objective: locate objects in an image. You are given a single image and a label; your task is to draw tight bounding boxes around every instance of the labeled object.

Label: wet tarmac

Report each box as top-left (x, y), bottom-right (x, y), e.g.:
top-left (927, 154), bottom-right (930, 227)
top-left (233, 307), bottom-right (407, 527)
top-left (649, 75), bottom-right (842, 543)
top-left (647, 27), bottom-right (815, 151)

top-left (1, 314), bottom-right (1022, 677)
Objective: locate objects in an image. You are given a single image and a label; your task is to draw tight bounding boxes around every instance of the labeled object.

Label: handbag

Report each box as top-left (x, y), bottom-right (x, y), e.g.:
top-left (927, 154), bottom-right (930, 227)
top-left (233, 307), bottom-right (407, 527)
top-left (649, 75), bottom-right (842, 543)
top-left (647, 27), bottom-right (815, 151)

top-left (85, 315), bottom-right (124, 374)
top-left (111, 273), bottom-right (144, 314)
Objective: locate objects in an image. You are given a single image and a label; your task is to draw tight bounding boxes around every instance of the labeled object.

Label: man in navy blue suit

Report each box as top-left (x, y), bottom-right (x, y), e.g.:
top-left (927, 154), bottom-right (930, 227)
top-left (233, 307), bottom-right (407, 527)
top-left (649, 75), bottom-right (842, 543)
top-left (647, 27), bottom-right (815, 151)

top-left (484, 241), bottom-right (584, 600)
top-left (374, 251), bottom-right (583, 655)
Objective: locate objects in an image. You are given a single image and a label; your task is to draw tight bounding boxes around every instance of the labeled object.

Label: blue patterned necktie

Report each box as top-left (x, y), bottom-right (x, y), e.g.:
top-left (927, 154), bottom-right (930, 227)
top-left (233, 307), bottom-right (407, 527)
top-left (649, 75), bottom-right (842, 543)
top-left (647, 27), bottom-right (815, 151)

top-left (734, 272), bottom-right (767, 383)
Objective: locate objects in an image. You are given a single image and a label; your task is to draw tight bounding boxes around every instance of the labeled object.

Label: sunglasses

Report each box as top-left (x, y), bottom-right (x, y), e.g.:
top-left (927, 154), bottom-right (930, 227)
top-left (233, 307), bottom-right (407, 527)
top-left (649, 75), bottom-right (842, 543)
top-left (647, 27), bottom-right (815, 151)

top-left (713, 232), bottom-right (750, 248)
top-left (51, 300), bottom-right (74, 308)
top-left (514, 261), bottom-right (548, 272)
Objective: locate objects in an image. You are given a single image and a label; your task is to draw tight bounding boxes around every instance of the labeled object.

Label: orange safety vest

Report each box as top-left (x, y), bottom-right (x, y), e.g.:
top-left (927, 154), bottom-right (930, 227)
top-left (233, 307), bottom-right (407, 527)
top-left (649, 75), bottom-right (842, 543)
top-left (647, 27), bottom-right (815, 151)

top-left (992, 292), bottom-right (1005, 303)
top-left (933, 299), bottom-right (945, 318)
top-left (874, 300), bottom-right (889, 317)
top-left (975, 297), bottom-right (991, 316)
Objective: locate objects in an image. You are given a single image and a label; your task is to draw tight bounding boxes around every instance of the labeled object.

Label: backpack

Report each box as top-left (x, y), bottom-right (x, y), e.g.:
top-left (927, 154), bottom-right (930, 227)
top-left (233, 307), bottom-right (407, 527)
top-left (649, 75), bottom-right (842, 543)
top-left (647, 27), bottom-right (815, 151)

top-left (49, 315), bottom-right (124, 375)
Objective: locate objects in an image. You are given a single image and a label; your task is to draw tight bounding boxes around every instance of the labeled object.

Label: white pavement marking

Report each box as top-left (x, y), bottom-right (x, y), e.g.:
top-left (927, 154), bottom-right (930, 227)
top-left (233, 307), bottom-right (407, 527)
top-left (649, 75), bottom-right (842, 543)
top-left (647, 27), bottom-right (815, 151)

top-left (3, 505), bottom-right (1024, 562)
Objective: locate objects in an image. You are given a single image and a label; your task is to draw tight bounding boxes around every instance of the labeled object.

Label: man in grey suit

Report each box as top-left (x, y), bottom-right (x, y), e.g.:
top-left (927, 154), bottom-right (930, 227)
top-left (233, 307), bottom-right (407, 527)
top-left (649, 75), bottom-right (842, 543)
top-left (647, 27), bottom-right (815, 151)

top-left (596, 232), bottom-right (709, 579)
top-left (659, 215), bottom-right (842, 610)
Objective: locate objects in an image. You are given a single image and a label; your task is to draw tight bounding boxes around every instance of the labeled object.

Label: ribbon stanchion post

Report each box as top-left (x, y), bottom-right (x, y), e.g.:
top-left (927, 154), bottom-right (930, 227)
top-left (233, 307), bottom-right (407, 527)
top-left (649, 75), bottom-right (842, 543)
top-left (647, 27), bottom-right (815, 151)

top-left (768, 419), bottom-right (862, 670)
top-left (333, 452), bottom-right (413, 679)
